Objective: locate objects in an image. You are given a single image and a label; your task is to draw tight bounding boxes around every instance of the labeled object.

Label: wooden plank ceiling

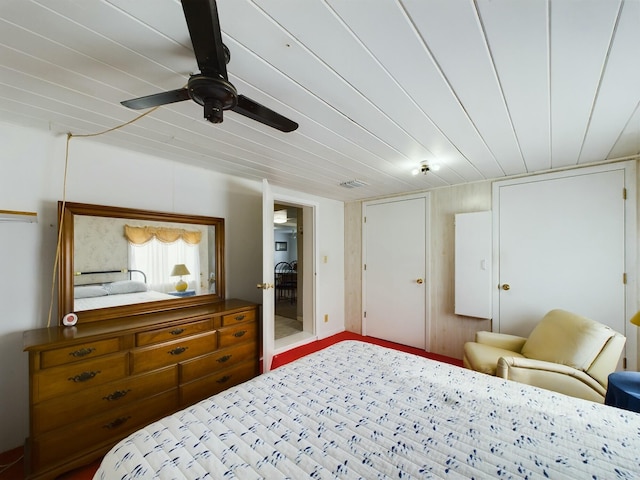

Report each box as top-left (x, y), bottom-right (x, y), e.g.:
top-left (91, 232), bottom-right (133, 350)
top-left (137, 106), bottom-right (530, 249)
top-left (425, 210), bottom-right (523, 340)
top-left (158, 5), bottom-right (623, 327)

top-left (0, 0), bottom-right (639, 201)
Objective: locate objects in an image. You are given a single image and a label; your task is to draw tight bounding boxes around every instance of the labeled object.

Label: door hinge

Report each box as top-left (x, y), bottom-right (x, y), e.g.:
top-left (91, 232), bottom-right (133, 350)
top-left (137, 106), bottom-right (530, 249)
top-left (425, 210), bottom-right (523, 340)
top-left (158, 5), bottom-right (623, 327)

top-left (363, 264), bottom-right (367, 271)
top-left (363, 311), bottom-right (366, 318)
top-left (623, 273), bottom-right (627, 284)
top-left (623, 188), bottom-right (627, 200)
top-left (623, 357), bottom-right (627, 369)
top-left (363, 216), bottom-right (367, 223)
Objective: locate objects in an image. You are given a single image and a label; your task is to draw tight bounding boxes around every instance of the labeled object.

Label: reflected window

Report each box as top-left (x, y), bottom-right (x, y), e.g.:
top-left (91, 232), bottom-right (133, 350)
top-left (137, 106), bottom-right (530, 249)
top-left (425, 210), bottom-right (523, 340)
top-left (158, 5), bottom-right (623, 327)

top-left (129, 238), bottom-right (201, 294)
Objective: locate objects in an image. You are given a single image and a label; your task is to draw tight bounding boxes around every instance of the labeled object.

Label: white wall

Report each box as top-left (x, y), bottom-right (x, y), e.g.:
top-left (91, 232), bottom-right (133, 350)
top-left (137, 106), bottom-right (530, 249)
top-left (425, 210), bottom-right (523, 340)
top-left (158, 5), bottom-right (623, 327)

top-left (0, 121), bottom-right (345, 453)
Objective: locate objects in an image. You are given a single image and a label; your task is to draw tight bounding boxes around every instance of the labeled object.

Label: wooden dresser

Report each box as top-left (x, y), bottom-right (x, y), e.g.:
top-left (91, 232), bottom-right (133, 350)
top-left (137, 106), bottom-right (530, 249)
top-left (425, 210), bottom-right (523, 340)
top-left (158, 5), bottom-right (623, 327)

top-left (23, 299), bottom-right (260, 480)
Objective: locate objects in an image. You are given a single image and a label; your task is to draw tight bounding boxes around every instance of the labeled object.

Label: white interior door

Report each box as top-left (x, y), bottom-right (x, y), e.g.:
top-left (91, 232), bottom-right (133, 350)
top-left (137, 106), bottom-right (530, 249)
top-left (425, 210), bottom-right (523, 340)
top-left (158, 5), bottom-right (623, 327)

top-left (493, 163), bottom-right (636, 368)
top-left (363, 194), bottom-right (429, 349)
top-left (262, 179), bottom-right (275, 372)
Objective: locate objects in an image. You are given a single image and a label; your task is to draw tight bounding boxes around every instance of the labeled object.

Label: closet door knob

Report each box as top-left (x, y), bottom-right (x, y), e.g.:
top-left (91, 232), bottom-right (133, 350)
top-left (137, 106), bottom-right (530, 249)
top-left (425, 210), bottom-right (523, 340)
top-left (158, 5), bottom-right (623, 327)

top-left (501, 284), bottom-right (511, 291)
top-left (416, 278), bottom-right (424, 284)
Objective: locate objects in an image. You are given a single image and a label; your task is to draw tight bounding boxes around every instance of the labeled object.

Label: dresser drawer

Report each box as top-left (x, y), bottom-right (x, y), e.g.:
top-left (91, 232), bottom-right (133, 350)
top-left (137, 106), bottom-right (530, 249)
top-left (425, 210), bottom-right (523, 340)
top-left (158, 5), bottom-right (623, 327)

top-left (180, 360), bottom-right (257, 406)
top-left (218, 321), bottom-right (257, 349)
top-left (33, 389), bottom-right (179, 468)
top-left (180, 342), bottom-right (257, 383)
top-left (136, 318), bottom-right (213, 346)
top-left (33, 352), bottom-right (128, 403)
top-left (33, 366), bottom-right (177, 434)
top-left (40, 337), bottom-right (121, 369)
top-left (221, 309), bottom-right (256, 327)
top-left (131, 331), bottom-right (218, 374)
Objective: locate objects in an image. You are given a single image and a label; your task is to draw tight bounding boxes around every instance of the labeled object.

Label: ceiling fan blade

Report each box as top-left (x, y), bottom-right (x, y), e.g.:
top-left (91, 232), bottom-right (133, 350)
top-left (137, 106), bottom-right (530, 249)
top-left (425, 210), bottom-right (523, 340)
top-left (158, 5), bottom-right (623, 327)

top-left (182, 0), bottom-right (228, 78)
top-left (121, 88), bottom-right (191, 110)
top-left (232, 95), bottom-right (298, 133)
top-left (120, 1), bottom-right (297, 132)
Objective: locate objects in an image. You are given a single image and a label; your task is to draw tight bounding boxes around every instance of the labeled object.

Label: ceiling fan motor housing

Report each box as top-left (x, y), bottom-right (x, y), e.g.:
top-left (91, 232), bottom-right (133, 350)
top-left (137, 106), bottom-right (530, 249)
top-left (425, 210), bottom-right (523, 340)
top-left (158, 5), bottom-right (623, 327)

top-left (188, 74), bottom-right (237, 123)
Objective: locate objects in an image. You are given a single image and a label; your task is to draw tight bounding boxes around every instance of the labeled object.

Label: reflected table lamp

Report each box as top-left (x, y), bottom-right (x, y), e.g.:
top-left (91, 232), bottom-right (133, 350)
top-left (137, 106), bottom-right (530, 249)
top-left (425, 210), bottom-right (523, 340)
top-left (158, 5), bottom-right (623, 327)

top-left (170, 264), bottom-right (190, 292)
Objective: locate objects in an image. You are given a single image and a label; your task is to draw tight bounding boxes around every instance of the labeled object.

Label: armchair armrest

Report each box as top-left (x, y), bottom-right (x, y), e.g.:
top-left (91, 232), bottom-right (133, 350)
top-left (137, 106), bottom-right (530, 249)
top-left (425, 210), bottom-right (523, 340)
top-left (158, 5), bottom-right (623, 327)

top-left (496, 356), bottom-right (607, 403)
top-left (475, 331), bottom-right (527, 352)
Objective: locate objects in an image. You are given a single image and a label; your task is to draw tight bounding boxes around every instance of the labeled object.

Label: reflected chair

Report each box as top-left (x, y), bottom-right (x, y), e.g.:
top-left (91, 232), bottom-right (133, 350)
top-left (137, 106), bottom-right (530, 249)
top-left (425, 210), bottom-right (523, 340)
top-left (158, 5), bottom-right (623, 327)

top-left (463, 309), bottom-right (626, 403)
top-left (274, 262), bottom-right (289, 301)
top-left (275, 261), bottom-right (297, 303)
top-left (281, 262), bottom-right (297, 304)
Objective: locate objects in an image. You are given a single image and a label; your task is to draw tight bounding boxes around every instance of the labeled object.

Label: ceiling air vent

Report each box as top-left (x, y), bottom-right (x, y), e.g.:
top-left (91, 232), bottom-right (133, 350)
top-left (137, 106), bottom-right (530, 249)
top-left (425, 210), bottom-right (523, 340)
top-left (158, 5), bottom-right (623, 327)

top-left (339, 179), bottom-right (368, 188)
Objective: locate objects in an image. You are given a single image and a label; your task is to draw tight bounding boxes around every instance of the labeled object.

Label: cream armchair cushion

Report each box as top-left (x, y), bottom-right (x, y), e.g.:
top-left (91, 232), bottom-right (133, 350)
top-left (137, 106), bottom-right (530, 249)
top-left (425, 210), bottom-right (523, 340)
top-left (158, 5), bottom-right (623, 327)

top-left (463, 309), bottom-right (626, 403)
top-left (520, 309), bottom-right (615, 370)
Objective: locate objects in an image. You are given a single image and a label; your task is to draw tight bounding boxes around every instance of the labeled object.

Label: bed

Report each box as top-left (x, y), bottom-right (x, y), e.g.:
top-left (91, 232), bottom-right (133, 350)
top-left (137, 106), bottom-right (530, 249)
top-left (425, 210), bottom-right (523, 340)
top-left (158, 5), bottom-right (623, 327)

top-left (74, 286), bottom-right (177, 310)
top-left (74, 270), bottom-right (178, 310)
top-left (94, 340), bottom-right (640, 479)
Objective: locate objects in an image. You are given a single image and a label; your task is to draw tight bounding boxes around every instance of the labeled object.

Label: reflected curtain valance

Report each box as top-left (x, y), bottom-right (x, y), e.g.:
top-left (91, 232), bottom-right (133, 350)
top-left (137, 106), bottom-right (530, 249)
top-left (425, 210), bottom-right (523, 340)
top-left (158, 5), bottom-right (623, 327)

top-left (124, 225), bottom-right (202, 245)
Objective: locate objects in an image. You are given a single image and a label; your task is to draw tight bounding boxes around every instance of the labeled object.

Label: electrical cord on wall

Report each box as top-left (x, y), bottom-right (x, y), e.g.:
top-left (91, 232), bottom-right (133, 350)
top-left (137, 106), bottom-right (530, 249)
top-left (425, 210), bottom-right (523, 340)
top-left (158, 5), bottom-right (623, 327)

top-left (46, 106), bottom-right (161, 328)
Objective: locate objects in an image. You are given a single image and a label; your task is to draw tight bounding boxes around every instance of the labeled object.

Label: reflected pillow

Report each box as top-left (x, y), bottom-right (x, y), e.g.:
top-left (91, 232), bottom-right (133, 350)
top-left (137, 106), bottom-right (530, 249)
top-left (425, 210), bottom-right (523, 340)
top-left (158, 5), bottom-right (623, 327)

top-left (106, 280), bottom-right (148, 295)
top-left (74, 285), bottom-right (109, 299)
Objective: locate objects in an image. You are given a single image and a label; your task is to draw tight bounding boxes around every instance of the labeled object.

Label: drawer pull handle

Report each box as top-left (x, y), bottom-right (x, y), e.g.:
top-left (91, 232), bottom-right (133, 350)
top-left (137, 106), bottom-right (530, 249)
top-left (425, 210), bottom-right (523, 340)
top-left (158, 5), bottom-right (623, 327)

top-left (234, 314), bottom-right (245, 321)
top-left (169, 346), bottom-right (188, 355)
top-left (68, 370), bottom-right (100, 383)
top-left (103, 389), bottom-right (131, 401)
top-left (103, 416), bottom-right (131, 430)
top-left (170, 328), bottom-right (185, 335)
top-left (69, 347), bottom-right (96, 358)
top-left (216, 375), bottom-right (231, 384)
top-left (217, 355), bottom-right (232, 363)
top-left (233, 330), bottom-right (246, 338)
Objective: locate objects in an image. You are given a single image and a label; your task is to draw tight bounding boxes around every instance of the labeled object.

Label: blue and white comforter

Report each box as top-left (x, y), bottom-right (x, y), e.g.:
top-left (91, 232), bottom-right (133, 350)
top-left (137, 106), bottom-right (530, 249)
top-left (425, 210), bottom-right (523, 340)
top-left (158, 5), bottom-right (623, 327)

top-left (94, 340), bottom-right (640, 479)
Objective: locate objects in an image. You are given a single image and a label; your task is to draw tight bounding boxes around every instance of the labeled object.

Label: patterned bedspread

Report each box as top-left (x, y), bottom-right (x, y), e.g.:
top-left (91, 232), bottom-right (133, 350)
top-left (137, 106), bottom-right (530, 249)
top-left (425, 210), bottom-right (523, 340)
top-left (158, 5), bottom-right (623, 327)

top-left (94, 340), bottom-right (640, 479)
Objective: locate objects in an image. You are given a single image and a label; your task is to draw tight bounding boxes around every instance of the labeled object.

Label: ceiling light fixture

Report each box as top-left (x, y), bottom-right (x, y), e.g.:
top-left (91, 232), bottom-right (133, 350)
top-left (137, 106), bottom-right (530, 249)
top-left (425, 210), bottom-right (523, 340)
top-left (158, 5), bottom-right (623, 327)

top-left (274, 209), bottom-right (287, 224)
top-left (412, 162), bottom-right (440, 176)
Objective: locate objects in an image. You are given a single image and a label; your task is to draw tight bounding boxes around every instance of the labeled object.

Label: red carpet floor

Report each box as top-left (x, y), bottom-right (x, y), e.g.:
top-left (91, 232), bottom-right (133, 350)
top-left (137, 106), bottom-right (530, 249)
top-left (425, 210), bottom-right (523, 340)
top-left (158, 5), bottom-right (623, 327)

top-left (271, 331), bottom-right (462, 369)
top-left (1, 332), bottom-right (461, 480)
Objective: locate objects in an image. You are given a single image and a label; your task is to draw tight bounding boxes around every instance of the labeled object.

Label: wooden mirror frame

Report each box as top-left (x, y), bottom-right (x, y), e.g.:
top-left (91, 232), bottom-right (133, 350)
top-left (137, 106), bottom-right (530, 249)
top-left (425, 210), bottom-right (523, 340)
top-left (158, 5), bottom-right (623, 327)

top-left (58, 201), bottom-right (225, 324)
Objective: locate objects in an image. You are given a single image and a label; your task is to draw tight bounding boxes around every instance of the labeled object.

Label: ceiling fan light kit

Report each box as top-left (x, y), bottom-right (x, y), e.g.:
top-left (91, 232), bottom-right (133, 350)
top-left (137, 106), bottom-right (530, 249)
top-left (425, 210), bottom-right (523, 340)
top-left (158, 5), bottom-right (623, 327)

top-left (412, 162), bottom-right (440, 176)
top-left (121, 0), bottom-right (298, 133)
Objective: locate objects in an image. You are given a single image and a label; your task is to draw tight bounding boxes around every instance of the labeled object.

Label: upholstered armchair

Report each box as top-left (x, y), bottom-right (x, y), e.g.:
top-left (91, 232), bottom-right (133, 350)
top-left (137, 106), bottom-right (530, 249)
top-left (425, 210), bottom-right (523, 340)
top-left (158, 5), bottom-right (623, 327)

top-left (463, 309), bottom-right (626, 403)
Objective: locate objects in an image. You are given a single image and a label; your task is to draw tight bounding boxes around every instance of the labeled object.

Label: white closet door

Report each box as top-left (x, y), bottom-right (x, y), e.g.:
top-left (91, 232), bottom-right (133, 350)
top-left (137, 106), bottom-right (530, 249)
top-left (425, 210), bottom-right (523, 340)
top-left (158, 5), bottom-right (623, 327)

top-left (363, 194), bottom-right (429, 349)
top-left (494, 166), bottom-right (629, 346)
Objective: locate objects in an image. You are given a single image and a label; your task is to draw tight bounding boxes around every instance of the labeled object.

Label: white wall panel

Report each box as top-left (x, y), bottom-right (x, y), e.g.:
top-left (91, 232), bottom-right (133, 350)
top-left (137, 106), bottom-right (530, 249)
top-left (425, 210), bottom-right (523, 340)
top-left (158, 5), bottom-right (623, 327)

top-left (455, 211), bottom-right (492, 319)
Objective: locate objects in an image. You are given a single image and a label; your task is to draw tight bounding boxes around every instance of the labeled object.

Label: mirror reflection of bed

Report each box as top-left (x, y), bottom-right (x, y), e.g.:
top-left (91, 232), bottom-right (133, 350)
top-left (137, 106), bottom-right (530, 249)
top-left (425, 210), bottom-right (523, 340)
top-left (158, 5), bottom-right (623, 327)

top-left (73, 269), bottom-right (179, 311)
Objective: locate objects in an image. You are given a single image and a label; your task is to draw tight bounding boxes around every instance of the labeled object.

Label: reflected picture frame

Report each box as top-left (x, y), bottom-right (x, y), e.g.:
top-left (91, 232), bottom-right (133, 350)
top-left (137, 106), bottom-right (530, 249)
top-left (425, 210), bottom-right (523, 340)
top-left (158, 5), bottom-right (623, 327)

top-left (275, 241), bottom-right (287, 251)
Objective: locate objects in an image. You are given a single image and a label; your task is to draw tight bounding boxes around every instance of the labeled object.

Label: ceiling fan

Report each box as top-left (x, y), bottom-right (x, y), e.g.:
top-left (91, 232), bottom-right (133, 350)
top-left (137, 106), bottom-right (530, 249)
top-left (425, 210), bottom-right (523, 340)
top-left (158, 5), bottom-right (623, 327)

top-left (120, 0), bottom-right (298, 133)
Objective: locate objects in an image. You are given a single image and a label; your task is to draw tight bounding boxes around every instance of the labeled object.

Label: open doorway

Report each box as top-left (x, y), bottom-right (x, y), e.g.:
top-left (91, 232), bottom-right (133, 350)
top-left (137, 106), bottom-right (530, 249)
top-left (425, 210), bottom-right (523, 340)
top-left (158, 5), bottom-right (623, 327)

top-left (273, 202), bottom-right (314, 349)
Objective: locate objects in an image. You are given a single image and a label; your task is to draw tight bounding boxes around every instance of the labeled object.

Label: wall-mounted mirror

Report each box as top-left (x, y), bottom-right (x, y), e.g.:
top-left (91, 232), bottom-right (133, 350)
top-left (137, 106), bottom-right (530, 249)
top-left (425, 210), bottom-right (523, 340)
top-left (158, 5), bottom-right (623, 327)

top-left (58, 202), bottom-right (225, 324)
